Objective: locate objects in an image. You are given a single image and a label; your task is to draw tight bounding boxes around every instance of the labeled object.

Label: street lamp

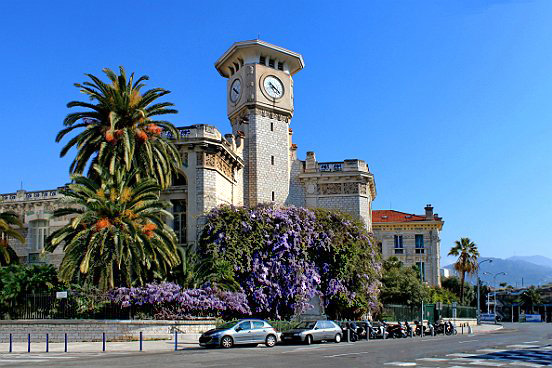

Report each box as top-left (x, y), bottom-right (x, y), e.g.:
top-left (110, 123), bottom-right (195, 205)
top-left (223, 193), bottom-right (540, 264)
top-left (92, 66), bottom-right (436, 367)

top-left (476, 259), bottom-right (492, 325)
top-left (492, 272), bottom-right (507, 317)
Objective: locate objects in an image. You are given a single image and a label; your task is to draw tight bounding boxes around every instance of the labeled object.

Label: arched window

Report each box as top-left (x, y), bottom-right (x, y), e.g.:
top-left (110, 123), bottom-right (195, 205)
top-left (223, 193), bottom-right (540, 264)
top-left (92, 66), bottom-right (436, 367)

top-left (171, 200), bottom-right (186, 245)
top-left (173, 173), bottom-right (187, 186)
top-left (28, 220), bottom-right (48, 252)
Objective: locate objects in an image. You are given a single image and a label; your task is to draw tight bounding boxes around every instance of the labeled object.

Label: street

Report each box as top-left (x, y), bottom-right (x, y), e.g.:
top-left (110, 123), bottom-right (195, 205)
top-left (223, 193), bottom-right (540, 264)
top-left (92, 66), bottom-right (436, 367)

top-left (1, 323), bottom-right (551, 367)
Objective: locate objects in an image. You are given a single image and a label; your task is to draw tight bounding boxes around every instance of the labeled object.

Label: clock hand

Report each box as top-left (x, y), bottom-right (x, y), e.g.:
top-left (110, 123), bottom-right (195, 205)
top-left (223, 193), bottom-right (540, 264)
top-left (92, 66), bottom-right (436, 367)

top-left (232, 87), bottom-right (239, 94)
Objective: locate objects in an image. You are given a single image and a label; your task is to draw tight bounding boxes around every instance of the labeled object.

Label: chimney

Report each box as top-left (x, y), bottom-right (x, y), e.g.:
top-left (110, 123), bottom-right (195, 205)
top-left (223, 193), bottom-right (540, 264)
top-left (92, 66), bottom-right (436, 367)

top-left (425, 204), bottom-right (434, 220)
top-left (305, 151), bottom-right (317, 172)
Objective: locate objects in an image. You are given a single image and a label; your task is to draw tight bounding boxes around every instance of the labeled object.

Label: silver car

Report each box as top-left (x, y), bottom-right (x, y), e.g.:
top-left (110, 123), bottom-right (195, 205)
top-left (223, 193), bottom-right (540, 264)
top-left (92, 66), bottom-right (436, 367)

top-left (281, 320), bottom-right (342, 344)
top-left (199, 319), bottom-right (279, 348)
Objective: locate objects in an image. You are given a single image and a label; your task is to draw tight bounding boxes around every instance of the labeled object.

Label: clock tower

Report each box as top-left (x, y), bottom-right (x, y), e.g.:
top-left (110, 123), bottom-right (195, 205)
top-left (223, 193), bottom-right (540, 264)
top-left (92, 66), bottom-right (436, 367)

top-left (215, 40), bottom-right (304, 207)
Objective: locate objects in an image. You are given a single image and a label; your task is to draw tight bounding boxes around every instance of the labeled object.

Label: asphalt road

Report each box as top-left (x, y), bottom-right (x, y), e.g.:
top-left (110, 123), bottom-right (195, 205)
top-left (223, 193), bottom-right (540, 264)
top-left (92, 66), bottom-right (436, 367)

top-left (2, 323), bottom-right (552, 367)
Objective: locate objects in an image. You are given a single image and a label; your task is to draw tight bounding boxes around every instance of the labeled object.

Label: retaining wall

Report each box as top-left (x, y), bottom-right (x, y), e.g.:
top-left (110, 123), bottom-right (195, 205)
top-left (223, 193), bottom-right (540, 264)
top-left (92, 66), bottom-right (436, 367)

top-left (0, 319), bottom-right (216, 342)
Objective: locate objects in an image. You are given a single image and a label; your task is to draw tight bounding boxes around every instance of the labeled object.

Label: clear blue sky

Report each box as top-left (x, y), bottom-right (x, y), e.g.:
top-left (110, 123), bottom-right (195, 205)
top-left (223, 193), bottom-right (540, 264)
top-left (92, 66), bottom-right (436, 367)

top-left (1, 0), bottom-right (551, 265)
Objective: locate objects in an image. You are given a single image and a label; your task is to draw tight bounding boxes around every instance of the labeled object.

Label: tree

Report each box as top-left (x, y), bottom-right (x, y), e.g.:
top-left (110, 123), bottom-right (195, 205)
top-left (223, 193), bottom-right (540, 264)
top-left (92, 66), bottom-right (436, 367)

top-left (56, 67), bottom-right (182, 189)
top-left (380, 257), bottom-right (429, 306)
top-left (520, 286), bottom-right (542, 314)
top-left (198, 205), bottom-right (382, 320)
top-left (448, 237), bottom-right (479, 304)
top-left (442, 276), bottom-right (476, 306)
top-left (45, 165), bottom-right (180, 290)
top-left (0, 211), bottom-right (24, 266)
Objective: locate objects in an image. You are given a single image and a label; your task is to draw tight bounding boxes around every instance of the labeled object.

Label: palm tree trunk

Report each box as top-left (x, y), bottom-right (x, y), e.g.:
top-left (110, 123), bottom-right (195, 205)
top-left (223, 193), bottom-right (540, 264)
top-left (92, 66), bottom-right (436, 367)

top-left (459, 271), bottom-right (465, 305)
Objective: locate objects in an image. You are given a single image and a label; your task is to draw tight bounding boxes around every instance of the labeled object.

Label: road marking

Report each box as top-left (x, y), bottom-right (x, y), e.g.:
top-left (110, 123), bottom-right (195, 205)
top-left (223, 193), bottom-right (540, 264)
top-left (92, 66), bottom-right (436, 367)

top-left (506, 344), bottom-right (539, 349)
top-left (513, 362), bottom-right (547, 367)
top-left (476, 348), bottom-right (507, 353)
top-left (384, 362), bottom-right (417, 366)
top-left (447, 353), bottom-right (476, 357)
top-left (417, 357), bottom-right (449, 362)
top-left (324, 351), bottom-right (371, 358)
top-left (523, 341), bottom-right (540, 344)
top-left (459, 340), bottom-right (479, 343)
top-left (466, 361), bottom-right (506, 366)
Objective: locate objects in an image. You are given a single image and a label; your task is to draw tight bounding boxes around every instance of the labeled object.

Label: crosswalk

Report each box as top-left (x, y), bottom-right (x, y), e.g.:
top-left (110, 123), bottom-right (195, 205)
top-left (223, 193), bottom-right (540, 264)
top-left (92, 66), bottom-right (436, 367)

top-left (385, 342), bottom-right (552, 367)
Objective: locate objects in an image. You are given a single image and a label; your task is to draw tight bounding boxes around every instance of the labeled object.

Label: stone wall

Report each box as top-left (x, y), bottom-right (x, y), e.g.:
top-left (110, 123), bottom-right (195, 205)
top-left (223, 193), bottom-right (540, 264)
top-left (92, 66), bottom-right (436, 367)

top-left (0, 319), bottom-right (216, 342)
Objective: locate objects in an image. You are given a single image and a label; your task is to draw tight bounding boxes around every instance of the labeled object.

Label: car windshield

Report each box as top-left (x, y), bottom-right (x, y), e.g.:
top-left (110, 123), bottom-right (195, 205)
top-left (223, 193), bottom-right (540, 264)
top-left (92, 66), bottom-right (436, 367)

top-left (294, 321), bottom-right (317, 329)
top-left (217, 321), bottom-right (238, 329)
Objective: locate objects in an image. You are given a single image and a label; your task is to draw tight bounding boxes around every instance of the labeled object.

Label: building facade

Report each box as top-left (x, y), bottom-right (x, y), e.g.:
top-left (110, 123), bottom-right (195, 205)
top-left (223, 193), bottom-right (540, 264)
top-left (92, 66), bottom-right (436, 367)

top-left (0, 40), bottom-right (377, 265)
top-left (372, 205), bottom-right (443, 286)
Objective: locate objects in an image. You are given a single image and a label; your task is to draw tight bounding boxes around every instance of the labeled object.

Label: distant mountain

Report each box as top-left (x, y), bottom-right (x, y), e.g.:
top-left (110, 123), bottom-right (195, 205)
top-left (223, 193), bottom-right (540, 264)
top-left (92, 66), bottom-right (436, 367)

top-left (508, 255), bottom-right (552, 269)
top-left (444, 257), bottom-right (552, 287)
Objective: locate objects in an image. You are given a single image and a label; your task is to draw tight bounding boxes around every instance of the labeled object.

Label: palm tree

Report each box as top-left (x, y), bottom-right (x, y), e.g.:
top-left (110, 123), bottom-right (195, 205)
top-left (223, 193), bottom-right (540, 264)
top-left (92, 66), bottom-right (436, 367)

top-left (0, 211), bottom-right (24, 266)
top-left (56, 66), bottom-right (182, 189)
top-left (45, 165), bottom-right (180, 290)
top-left (521, 286), bottom-right (542, 314)
top-left (448, 237), bottom-right (479, 304)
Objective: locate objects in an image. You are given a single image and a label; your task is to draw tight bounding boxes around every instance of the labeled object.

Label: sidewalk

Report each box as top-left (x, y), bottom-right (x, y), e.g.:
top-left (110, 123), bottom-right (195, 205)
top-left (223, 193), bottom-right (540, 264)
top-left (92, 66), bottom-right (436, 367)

top-left (471, 323), bottom-right (503, 334)
top-left (3, 334), bottom-right (202, 354)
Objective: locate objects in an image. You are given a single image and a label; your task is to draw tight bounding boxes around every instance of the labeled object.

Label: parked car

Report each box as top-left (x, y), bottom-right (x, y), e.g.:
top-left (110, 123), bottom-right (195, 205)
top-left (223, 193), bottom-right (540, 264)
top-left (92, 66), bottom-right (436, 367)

top-left (281, 320), bottom-right (342, 344)
top-left (199, 319), bottom-right (279, 348)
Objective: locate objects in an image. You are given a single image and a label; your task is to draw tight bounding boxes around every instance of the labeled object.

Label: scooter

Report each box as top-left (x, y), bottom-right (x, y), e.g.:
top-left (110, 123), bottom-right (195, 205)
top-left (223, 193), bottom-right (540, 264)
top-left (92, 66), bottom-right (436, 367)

top-left (386, 322), bottom-right (407, 338)
top-left (444, 321), bottom-right (457, 336)
top-left (404, 321), bottom-right (414, 337)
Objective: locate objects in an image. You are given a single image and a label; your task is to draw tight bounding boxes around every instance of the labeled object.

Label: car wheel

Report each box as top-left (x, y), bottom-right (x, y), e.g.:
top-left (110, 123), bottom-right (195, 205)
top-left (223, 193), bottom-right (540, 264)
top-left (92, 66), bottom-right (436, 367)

top-left (220, 336), bottom-right (234, 348)
top-left (265, 335), bottom-right (277, 347)
top-left (334, 333), bottom-right (342, 343)
top-left (305, 335), bottom-right (313, 345)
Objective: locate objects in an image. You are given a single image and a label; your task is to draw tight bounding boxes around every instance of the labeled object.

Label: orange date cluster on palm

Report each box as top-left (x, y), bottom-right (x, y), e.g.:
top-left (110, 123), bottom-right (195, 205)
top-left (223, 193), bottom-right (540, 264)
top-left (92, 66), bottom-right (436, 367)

top-left (95, 218), bottom-right (111, 232)
top-left (142, 223), bottom-right (157, 238)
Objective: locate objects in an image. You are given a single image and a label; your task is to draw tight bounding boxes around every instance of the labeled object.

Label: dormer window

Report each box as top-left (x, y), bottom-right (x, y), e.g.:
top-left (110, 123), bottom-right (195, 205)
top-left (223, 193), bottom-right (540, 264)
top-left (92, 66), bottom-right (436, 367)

top-left (268, 59), bottom-right (275, 68)
top-left (259, 56), bottom-right (266, 65)
top-left (277, 62), bottom-right (283, 71)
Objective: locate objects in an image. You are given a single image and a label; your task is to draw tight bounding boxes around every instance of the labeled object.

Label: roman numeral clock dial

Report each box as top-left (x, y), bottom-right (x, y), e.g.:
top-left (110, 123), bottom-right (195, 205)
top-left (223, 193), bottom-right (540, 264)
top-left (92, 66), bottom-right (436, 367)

top-left (263, 75), bottom-right (284, 99)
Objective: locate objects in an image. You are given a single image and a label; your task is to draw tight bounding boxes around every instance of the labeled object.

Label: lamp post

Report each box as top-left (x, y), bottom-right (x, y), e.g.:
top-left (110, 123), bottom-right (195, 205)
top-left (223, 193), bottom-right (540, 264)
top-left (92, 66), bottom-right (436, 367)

top-left (492, 272), bottom-right (507, 318)
top-left (477, 259), bottom-right (492, 325)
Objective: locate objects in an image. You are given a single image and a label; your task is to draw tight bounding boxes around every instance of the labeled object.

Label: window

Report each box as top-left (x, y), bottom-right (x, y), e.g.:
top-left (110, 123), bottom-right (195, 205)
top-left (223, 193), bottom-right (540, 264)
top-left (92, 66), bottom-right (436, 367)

top-left (236, 321), bottom-right (251, 331)
top-left (252, 321), bottom-right (264, 329)
top-left (268, 59), bottom-right (275, 68)
top-left (271, 191), bottom-right (275, 201)
top-left (277, 62), bottom-right (283, 70)
top-left (394, 235), bottom-right (403, 254)
top-left (415, 234), bottom-right (424, 254)
top-left (417, 262), bottom-right (426, 282)
top-left (260, 56), bottom-right (266, 65)
top-left (270, 122), bottom-right (274, 131)
top-left (28, 220), bottom-right (48, 252)
top-left (378, 242), bottom-right (383, 254)
top-left (271, 156), bottom-right (274, 165)
top-left (172, 200), bottom-right (186, 245)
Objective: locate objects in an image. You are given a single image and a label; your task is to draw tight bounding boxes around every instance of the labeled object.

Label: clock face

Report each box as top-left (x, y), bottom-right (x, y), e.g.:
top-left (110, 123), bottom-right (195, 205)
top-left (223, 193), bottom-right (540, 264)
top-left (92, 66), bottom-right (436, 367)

top-left (263, 75), bottom-right (284, 99)
top-left (230, 79), bottom-right (241, 103)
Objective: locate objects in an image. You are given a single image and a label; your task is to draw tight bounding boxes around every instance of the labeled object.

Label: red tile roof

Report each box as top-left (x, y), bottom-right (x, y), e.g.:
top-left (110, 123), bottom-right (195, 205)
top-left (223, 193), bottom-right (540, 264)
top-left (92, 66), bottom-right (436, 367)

top-left (372, 210), bottom-right (430, 223)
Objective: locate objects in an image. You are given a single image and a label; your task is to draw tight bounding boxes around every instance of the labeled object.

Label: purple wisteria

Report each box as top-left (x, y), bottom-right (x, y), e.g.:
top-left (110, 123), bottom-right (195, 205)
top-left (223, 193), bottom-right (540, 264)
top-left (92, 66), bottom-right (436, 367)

top-left (199, 205), bottom-right (382, 319)
top-left (108, 282), bottom-right (250, 319)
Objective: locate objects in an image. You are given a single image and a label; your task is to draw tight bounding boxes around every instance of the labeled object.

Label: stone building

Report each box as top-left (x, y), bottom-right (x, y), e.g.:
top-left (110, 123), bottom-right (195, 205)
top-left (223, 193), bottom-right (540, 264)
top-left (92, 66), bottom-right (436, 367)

top-left (0, 39), bottom-right (377, 264)
top-left (372, 205), bottom-right (443, 286)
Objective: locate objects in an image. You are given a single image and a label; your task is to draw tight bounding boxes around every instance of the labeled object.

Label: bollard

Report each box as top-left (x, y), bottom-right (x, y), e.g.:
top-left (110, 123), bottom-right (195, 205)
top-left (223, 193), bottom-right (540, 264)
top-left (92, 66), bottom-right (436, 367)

top-left (468, 325), bottom-right (473, 334)
top-left (28, 333), bottom-right (31, 353)
top-left (46, 333), bottom-right (49, 353)
top-left (139, 331), bottom-right (143, 352)
top-left (461, 324), bottom-right (464, 335)
top-left (431, 327), bottom-right (435, 337)
top-left (64, 333), bottom-right (68, 352)
top-left (174, 330), bottom-right (178, 351)
top-left (347, 328), bottom-right (351, 342)
top-left (102, 332), bottom-right (106, 352)
top-left (384, 327), bottom-right (387, 339)
top-left (9, 333), bottom-right (12, 353)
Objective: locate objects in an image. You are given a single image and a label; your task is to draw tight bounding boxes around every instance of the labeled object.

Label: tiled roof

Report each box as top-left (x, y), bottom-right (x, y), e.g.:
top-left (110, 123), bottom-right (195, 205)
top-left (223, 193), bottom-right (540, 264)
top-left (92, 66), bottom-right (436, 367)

top-left (372, 210), bottom-right (429, 223)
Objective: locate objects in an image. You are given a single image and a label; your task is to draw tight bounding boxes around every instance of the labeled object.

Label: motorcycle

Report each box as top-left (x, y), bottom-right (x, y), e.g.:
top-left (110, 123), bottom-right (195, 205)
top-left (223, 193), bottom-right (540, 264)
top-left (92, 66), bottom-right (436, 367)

top-left (414, 320), bottom-right (434, 336)
top-left (386, 321), bottom-right (408, 338)
top-left (444, 321), bottom-right (457, 336)
top-left (404, 321), bottom-right (414, 337)
top-left (368, 321), bottom-right (388, 339)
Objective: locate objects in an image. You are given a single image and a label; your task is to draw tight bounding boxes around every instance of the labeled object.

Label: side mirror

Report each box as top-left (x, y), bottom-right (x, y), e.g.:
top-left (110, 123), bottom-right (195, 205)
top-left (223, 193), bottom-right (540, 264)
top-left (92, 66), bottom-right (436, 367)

top-left (314, 327), bottom-right (319, 330)
top-left (235, 327), bottom-right (242, 332)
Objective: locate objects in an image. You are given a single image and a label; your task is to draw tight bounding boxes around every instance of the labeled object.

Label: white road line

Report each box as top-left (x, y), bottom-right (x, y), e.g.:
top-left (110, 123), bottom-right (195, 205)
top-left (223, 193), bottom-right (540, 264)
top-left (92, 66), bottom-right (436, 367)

top-left (324, 351), bottom-right (370, 358)
top-left (459, 340), bottom-right (479, 343)
top-left (447, 353), bottom-right (476, 357)
top-left (476, 348), bottom-right (507, 353)
top-left (506, 344), bottom-right (539, 349)
top-left (466, 361), bottom-right (506, 366)
top-left (523, 341), bottom-right (540, 344)
top-left (384, 362), bottom-right (417, 366)
top-left (417, 357), bottom-right (449, 362)
top-left (512, 363), bottom-right (546, 367)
